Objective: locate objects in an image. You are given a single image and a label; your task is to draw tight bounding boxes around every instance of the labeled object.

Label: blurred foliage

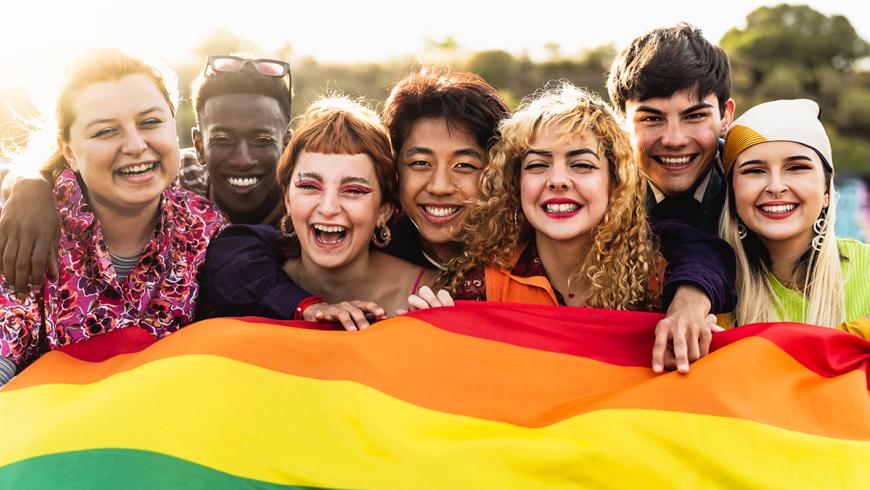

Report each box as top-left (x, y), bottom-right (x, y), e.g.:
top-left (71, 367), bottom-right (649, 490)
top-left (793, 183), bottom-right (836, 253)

top-left (1, 3), bottom-right (868, 174)
top-left (721, 3), bottom-right (870, 173)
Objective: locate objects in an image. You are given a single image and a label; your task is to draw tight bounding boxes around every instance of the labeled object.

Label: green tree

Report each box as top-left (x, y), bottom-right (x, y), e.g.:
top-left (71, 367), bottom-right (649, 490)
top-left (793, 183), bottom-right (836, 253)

top-left (721, 4), bottom-right (868, 77)
top-left (721, 4), bottom-right (870, 173)
top-left (466, 50), bottom-right (518, 89)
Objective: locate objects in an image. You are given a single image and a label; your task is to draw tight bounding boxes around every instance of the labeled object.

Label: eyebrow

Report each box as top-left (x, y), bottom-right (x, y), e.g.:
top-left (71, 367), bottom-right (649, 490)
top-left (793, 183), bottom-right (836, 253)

top-left (635, 102), bottom-right (713, 116)
top-left (526, 149), bottom-right (552, 158)
top-left (455, 148), bottom-right (483, 159)
top-left (785, 155), bottom-right (814, 162)
top-left (738, 154), bottom-right (815, 168)
top-left (297, 171), bottom-right (322, 181)
top-left (296, 172), bottom-right (370, 185)
top-left (567, 148), bottom-right (600, 159)
top-left (209, 125), bottom-right (278, 134)
top-left (405, 146), bottom-right (482, 159)
top-left (84, 107), bottom-right (163, 129)
top-left (341, 176), bottom-right (371, 185)
top-left (525, 148), bottom-right (599, 159)
top-left (405, 146), bottom-right (433, 156)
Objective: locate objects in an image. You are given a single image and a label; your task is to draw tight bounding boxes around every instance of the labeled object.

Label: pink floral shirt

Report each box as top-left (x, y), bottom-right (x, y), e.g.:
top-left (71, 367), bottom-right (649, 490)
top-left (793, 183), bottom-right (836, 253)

top-left (0, 169), bottom-right (227, 369)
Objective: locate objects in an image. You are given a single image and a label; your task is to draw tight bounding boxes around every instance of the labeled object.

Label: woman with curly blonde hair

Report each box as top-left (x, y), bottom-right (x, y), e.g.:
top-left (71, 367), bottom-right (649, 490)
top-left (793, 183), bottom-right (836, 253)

top-left (412, 82), bottom-right (662, 311)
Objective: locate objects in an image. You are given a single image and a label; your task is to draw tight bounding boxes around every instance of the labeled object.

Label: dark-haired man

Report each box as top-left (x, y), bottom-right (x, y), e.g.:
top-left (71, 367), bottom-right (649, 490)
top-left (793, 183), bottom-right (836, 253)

top-left (607, 23), bottom-right (737, 373)
top-left (182, 55), bottom-right (292, 225)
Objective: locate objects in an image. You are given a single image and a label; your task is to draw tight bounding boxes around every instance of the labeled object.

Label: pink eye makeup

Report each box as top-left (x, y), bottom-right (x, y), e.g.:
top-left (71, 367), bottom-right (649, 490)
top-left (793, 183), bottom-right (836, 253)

top-left (342, 185), bottom-right (373, 195)
top-left (294, 179), bottom-right (322, 191)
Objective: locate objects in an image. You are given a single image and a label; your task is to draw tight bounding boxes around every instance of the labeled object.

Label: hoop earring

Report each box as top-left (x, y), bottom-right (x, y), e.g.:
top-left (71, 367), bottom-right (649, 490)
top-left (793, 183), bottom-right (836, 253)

top-left (812, 208), bottom-right (827, 252)
top-left (737, 219), bottom-right (747, 240)
top-left (279, 214), bottom-right (297, 240)
top-left (372, 223), bottom-right (392, 248)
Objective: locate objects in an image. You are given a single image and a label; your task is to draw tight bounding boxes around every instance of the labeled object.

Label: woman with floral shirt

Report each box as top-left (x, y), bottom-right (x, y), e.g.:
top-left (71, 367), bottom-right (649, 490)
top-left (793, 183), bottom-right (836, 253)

top-left (0, 49), bottom-right (226, 386)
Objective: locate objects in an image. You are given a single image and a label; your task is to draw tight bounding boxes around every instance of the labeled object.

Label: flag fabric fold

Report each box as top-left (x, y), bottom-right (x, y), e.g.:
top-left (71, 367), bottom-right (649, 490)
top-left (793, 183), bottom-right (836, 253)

top-left (1, 301), bottom-right (868, 489)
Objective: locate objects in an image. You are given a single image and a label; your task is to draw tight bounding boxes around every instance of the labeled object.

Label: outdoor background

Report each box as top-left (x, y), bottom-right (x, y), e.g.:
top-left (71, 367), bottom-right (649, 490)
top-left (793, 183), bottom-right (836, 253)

top-left (2, 1), bottom-right (869, 239)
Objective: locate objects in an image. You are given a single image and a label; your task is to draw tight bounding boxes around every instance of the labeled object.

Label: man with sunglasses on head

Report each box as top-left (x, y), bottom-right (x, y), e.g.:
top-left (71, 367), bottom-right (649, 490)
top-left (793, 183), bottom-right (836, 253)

top-left (183, 55), bottom-right (292, 225)
top-left (0, 54), bottom-right (292, 293)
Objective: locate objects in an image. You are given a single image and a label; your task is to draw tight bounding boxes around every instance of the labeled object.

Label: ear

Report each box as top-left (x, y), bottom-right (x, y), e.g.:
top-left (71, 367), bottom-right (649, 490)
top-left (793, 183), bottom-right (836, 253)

top-left (823, 192), bottom-right (830, 210)
top-left (283, 187), bottom-right (293, 214)
top-left (61, 141), bottom-right (79, 172)
top-left (720, 98), bottom-right (736, 137)
top-left (377, 201), bottom-right (396, 227)
top-left (283, 129), bottom-right (293, 151)
top-left (191, 127), bottom-right (206, 165)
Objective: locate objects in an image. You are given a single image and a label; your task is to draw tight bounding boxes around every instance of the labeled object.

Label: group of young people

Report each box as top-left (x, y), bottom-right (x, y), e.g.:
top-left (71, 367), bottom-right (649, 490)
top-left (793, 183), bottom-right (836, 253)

top-left (0, 23), bottom-right (867, 388)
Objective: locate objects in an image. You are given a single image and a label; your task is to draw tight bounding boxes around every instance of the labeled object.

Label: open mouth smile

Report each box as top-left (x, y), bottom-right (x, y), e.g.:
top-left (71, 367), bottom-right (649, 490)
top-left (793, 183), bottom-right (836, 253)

top-left (225, 176), bottom-right (262, 189)
top-left (116, 161), bottom-right (158, 177)
top-left (757, 202), bottom-right (798, 219)
top-left (542, 199), bottom-right (582, 218)
top-left (420, 205), bottom-right (463, 223)
top-left (312, 223), bottom-right (348, 246)
top-left (653, 155), bottom-right (698, 169)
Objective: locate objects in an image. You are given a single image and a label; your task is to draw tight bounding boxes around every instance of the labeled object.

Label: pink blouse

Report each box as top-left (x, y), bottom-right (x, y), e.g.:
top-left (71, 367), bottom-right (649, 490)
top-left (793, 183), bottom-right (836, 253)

top-left (0, 169), bottom-right (227, 369)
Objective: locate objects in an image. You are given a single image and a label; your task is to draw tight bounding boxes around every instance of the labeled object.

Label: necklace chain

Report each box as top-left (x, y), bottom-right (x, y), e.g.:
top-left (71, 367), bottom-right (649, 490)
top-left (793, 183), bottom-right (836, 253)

top-left (421, 250), bottom-right (446, 270)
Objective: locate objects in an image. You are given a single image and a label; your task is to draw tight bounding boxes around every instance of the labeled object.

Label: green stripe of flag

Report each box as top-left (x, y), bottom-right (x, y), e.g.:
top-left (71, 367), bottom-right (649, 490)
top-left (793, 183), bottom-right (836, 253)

top-left (0, 448), bottom-right (330, 489)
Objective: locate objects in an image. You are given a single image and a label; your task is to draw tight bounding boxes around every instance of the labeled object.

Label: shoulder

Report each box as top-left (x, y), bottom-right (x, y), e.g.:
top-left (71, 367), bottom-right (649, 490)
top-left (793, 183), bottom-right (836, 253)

top-left (205, 224), bottom-right (284, 270)
top-left (838, 238), bottom-right (870, 260)
top-left (375, 250), bottom-right (427, 274)
top-left (165, 185), bottom-right (227, 229)
top-left (213, 223), bottom-right (281, 246)
top-left (839, 238), bottom-right (870, 277)
top-left (839, 238), bottom-right (870, 288)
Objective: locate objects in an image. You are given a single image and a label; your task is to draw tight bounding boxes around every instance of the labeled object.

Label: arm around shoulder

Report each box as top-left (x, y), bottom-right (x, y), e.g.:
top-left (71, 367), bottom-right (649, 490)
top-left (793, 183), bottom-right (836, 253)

top-left (654, 218), bottom-right (736, 313)
top-left (199, 224), bottom-right (312, 319)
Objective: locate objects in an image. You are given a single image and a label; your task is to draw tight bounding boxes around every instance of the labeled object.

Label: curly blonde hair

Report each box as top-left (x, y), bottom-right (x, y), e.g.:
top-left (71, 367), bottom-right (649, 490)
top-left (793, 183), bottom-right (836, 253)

top-left (439, 82), bottom-right (662, 311)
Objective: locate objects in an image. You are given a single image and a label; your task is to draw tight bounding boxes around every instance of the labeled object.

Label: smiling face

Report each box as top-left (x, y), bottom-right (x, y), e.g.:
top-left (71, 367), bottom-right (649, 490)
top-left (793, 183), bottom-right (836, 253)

top-left (286, 152), bottom-right (393, 270)
top-left (62, 74), bottom-right (179, 215)
top-left (520, 125), bottom-right (611, 246)
top-left (397, 117), bottom-right (486, 259)
top-left (194, 93), bottom-right (287, 224)
top-left (732, 140), bottom-right (829, 252)
top-left (624, 89), bottom-right (734, 197)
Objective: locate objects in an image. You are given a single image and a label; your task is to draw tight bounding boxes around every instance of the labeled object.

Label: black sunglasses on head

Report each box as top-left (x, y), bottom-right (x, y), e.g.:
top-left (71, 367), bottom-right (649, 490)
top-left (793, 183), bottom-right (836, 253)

top-left (204, 55), bottom-right (291, 84)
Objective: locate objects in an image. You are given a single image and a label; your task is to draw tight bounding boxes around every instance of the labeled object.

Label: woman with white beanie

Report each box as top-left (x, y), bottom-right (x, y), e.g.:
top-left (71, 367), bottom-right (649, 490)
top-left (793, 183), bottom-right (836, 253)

top-left (720, 99), bottom-right (870, 337)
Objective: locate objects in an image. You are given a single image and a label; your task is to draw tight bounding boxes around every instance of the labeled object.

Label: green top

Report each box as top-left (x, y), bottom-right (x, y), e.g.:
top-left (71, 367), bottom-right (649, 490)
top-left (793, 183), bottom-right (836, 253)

top-left (769, 238), bottom-right (870, 323)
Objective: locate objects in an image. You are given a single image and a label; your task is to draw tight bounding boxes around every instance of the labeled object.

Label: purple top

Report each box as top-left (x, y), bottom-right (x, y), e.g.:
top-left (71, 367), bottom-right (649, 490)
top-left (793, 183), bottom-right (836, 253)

top-left (0, 169), bottom-right (227, 369)
top-left (201, 215), bottom-right (736, 319)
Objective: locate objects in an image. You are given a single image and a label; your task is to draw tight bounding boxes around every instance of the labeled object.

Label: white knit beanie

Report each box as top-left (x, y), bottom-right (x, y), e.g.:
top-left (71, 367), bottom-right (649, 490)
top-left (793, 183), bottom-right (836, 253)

top-left (723, 99), bottom-right (832, 175)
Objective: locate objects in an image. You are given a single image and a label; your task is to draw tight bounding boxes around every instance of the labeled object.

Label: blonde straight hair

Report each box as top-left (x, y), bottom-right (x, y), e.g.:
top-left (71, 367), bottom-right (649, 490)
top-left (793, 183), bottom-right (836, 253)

top-left (720, 170), bottom-right (845, 327)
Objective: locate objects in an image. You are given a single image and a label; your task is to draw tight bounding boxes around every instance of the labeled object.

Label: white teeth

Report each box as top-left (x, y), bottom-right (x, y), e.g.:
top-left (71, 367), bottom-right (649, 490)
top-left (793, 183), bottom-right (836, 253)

top-left (760, 204), bottom-right (797, 214)
top-left (226, 176), bottom-right (261, 187)
top-left (313, 224), bottom-right (346, 233)
top-left (659, 156), bottom-right (692, 165)
top-left (423, 206), bottom-right (460, 217)
top-left (545, 203), bottom-right (579, 213)
top-left (118, 162), bottom-right (156, 175)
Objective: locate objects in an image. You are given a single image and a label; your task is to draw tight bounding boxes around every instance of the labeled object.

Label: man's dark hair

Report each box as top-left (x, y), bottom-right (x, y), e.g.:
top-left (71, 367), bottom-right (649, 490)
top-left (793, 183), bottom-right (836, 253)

top-left (607, 23), bottom-right (731, 115)
top-left (383, 67), bottom-right (510, 154)
top-left (191, 62), bottom-right (292, 124)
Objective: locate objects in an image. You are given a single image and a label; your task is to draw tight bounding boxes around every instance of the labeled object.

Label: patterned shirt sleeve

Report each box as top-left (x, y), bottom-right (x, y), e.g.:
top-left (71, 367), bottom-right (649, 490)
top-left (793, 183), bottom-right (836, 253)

top-left (0, 285), bottom-right (42, 369)
top-left (0, 202), bottom-right (43, 369)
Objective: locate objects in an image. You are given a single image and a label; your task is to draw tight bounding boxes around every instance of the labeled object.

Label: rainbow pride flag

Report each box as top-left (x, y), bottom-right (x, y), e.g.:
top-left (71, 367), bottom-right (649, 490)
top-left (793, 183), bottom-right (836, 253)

top-left (1, 302), bottom-right (869, 488)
